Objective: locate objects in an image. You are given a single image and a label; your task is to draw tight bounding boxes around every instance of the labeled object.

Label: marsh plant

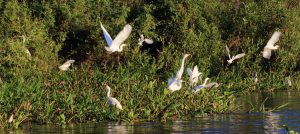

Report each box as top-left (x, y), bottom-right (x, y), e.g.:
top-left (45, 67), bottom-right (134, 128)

top-left (0, 0), bottom-right (300, 129)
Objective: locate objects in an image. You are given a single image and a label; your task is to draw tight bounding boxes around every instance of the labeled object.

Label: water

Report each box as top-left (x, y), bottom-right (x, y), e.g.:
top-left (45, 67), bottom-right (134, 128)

top-left (6, 91), bottom-right (300, 133)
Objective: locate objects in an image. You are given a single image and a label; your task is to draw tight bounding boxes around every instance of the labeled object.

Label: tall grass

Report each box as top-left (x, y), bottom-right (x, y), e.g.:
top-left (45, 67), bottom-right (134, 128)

top-left (0, 0), bottom-right (299, 128)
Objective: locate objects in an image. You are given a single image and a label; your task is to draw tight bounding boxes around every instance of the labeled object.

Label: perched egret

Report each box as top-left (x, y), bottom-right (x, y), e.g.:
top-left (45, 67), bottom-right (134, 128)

top-left (100, 23), bottom-right (132, 53)
top-left (20, 35), bottom-right (31, 57)
top-left (106, 85), bottom-right (123, 110)
top-left (263, 31), bottom-right (281, 59)
top-left (168, 54), bottom-right (190, 93)
top-left (226, 45), bottom-right (245, 64)
top-left (287, 78), bottom-right (292, 86)
top-left (254, 72), bottom-right (258, 83)
top-left (8, 114), bottom-right (14, 123)
top-left (59, 60), bottom-right (75, 71)
top-left (187, 65), bottom-right (202, 86)
top-left (138, 34), bottom-right (154, 46)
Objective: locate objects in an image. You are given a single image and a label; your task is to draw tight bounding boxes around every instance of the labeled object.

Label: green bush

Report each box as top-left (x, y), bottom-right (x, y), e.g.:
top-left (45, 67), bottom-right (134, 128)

top-left (0, 0), bottom-right (299, 128)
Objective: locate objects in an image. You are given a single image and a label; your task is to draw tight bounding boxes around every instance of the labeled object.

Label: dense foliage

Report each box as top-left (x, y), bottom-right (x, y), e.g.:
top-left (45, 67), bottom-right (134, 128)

top-left (0, 0), bottom-right (299, 128)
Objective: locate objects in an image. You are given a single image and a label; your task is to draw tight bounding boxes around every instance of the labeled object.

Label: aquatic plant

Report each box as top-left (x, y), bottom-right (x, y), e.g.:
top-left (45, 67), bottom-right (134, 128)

top-left (0, 0), bottom-right (299, 129)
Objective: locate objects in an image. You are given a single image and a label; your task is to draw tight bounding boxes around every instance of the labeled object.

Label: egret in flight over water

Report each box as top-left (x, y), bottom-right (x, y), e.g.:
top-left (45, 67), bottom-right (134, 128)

top-left (59, 60), bottom-right (75, 71)
top-left (263, 31), bottom-right (281, 59)
top-left (226, 45), bottom-right (245, 64)
top-left (138, 34), bottom-right (153, 46)
top-left (100, 23), bottom-right (132, 53)
top-left (168, 54), bottom-right (190, 93)
top-left (106, 85), bottom-right (123, 110)
top-left (187, 65), bottom-right (202, 86)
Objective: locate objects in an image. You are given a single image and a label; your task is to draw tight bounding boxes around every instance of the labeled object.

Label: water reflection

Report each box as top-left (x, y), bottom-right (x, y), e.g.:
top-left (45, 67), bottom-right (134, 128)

top-left (4, 91), bottom-right (300, 133)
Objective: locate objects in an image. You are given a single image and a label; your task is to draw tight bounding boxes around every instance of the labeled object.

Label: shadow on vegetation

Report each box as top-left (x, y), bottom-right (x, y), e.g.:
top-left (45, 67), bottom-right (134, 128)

top-left (140, 41), bottom-right (163, 59)
top-left (58, 29), bottom-right (97, 64)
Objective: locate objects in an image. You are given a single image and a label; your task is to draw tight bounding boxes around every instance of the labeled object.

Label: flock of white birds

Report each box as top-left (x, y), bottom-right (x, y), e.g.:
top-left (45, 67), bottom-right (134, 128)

top-left (54, 23), bottom-right (282, 110)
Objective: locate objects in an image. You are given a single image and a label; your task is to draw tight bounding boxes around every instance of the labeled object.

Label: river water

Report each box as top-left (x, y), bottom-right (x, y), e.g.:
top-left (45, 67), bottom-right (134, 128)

top-left (7, 91), bottom-right (300, 133)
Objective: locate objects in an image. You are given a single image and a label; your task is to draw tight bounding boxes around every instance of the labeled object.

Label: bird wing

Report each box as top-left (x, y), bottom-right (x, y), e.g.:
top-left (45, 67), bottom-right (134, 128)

top-left (204, 82), bottom-right (219, 88)
top-left (110, 24), bottom-right (132, 49)
top-left (65, 60), bottom-right (75, 64)
top-left (193, 66), bottom-right (199, 76)
top-left (144, 39), bottom-right (154, 44)
top-left (225, 45), bottom-right (231, 59)
top-left (187, 68), bottom-right (193, 77)
top-left (265, 31), bottom-right (281, 48)
top-left (194, 85), bottom-right (204, 89)
top-left (100, 23), bottom-right (113, 47)
top-left (168, 77), bottom-right (175, 85)
top-left (59, 60), bottom-right (75, 70)
top-left (231, 53), bottom-right (245, 60)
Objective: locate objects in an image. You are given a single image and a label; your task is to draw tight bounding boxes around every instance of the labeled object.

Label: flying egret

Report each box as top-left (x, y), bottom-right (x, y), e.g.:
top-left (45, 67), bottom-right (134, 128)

top-left (138, 34), bottom-right (154, 46)
top-left (263, 31), bottom-right (281, 59)
top-left (187, 65), bottom-right (202, 86)
top-left (168, 54), bottom-right (190, 93)
top-left (100, 23), bottom-right (132, 53)
top-left (192, 78), bottom-right (210, 93)
top-left (106, 85), bottom-right (123, 110)
top-left (226, 45), bottom-right (245, 64)
top-left (59, 60), bottom-right (75, 71)
top-left (204, 82), bottom-right (220, 89)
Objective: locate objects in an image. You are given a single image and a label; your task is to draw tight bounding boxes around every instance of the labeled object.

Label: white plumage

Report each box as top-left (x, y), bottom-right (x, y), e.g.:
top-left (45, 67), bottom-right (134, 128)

top-left (8, 114), bottom-right (14, 123)
top-left (168, 54), bottom-right (190, 93)
top-left (20, 35), bottom-right (31, 57)
top-left (192, 78), bottom-right (210, 93)
top-left (187, 65), bottom-right (202, 86)
top-left (263, 31), bottom-right (281, 59)
top-left (138, 34), bottom-right (154, 46)
top-left (226, 45), bottom-right (245, 64)
top-left (100, 23), bottom-right (132, 53)
top-left (106, 85), bottom-right (123, 110)
top-left (59, 60), bottom-right (75, 71)
top-left (192, 78), bottom-right (219, 93)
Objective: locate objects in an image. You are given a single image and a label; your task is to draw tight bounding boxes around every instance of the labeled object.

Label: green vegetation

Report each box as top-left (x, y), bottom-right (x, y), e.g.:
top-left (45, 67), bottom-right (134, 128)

top-left (0, 0), bottom-right (300, 129)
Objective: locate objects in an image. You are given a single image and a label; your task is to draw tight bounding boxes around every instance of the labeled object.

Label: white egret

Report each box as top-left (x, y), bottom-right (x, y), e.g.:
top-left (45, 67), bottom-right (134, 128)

top-left (226, 45), bottom-right (245, 64)
top-left (59, 60), bottom-right (75, 71)
top-left (20, 35), bottom-right (31, 57)
top-left (100, 23), bottom-right (132, 53)
top-left (138, 34), bottom-right (154, 46)
top-left (254, 72), bottom-right (258, 83)
top-left (287, 77), bottom-right (292, 86)
top-left (187, 65), bottom-right (202, 86)
top-left (106, 85), bottom-right (123, 110)
top-left (8, 114), bottom-right (14, 123)
top-left (192, 78), bottom-right (210, 93)
top-left (263, 31), bottom-right (281, 59)
top-left (168, 54), bottom-right (190, 93)
top-left (204, 82), bottom-right (220, 89)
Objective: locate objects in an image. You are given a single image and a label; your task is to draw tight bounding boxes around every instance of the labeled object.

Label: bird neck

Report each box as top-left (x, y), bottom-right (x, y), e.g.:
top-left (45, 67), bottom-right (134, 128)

top-left (106, 87), bottom-right (111, 98)
top-left (203, 78), bottom-right (209, 86)
top-left (176, 55), bottom-right (188, 78)
top-left (119, 44), bottom-right (126, 51)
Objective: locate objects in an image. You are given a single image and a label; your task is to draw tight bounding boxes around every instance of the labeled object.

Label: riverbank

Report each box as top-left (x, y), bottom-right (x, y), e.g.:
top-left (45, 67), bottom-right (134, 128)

top-left (0, 0), bottom-right (300, 129)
